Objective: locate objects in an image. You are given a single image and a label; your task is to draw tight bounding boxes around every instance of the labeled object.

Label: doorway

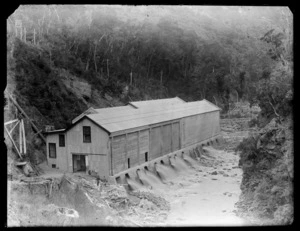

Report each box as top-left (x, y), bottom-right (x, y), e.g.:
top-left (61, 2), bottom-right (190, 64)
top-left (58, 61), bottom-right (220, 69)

top-left (73, 154), bottom-right (86, 172)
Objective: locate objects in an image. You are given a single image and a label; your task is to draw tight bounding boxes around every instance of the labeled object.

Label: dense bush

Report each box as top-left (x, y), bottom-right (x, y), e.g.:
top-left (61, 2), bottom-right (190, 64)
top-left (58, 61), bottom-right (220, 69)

top-left (8, 6), bottom-right (293, 112)
top-left (13, 39), bottom-right (86, 128)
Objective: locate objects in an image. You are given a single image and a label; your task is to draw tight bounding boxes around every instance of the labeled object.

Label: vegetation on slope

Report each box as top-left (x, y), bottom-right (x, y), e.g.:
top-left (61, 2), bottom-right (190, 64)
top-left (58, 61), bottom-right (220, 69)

top-left (7, 5), bottom-right (292, 120)
top-left (6, 5), bottom-right (293, 226)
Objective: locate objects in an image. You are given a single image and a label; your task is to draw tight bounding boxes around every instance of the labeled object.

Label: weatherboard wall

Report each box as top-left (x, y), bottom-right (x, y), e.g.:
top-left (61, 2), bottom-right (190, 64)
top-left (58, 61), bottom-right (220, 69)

top-left (181, 111), bottom-right (220, 147)
top-left (65, 118), bottom-right (110, 178)
top-left (46, 133), bottom-right (68, 171)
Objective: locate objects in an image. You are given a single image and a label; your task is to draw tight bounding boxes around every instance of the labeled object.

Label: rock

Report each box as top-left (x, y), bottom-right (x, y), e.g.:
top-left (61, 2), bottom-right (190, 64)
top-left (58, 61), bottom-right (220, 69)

top-left (223, 174), bottom-right (229, 177)
top-left (212, 178), bottom-right (218, 180)
top-left (266, 144), bottom-right (276, 150)
top-left (211, 171), bottom-right (218, 175)
top-left (218, 171), bottom-right (225, 174)
top-left (104, 93), bottom-right (113, 101)
top-left (222, 210), bottom-right (227, 213)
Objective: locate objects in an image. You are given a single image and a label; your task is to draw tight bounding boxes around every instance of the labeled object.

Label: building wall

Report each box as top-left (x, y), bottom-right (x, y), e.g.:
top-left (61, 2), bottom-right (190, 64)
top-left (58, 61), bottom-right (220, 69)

top-left (66, 119), bottom-right (110, 178)
top-left (46, 110), bottom-right (220, 177)
top-left (172, 122), bottom-right (180, 151)
top-left (111, 130), bottom-right (149, 175)
top-left (181, 111), bottom-right (220, 147)
top-left (111, 134), bottom-right (126, 174)
top-left (46, 133), bottom-right (68, 171)
top-left (139, 129), bottom-right (149, 163)
top-left (111, 119), bottom-right (186, 175)
top-left (149, 126), bottom-right (163, 160)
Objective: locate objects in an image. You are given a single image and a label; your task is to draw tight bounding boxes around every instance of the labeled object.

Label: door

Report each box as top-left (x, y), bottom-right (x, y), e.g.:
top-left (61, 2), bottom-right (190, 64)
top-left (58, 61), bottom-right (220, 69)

top-left (73, 154), bottom-right (86, 172)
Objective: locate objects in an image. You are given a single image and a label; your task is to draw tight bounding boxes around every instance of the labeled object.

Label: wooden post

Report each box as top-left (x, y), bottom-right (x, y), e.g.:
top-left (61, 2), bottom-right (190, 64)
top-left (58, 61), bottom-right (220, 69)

top-left (125, 133), bottom-right (128, 169)
top-left (7, 93), bottom-right (46, 143)
top-left (4, 126), bottom-right (22, 159)
top-left (19, 120), bottom-right (22, 154)
top-left (9, 120), bottom-right (20, 134)
top-left (137, 131), bottom-right (140, 165)
top-left (111, 136), bottom-right (113, 176)
top-left (22, 119), bottom-right (26, 155)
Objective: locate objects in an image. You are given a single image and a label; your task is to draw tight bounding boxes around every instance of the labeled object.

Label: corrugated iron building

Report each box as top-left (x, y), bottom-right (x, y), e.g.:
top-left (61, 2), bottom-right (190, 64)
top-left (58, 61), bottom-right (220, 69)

top-left (44, 97), bottom-right (221, 179)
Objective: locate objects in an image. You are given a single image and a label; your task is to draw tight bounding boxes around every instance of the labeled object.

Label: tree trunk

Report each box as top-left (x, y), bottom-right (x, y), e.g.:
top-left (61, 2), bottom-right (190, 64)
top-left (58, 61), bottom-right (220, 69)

top-left (94, 34), bottom-right (106, 73)
top-left (146, 52), bottom-right (154, 79)
top-left (94, 42), bottom-right (98, 72)
top-left (85, 42), bottom-right (92, 71)
top-left (106, 59), bottom-right (109, 78)
top-left (213, 96), bottom-right (218, 106)
top-left (75, 43), bottom-right (79, 55)
top-left (24, 28), bottom-right (26, 42)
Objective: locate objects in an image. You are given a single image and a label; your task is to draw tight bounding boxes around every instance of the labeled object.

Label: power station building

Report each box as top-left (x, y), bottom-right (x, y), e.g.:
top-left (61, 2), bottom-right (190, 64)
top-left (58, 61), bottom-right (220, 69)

top-left (44, 97), bottom-right (222, 181)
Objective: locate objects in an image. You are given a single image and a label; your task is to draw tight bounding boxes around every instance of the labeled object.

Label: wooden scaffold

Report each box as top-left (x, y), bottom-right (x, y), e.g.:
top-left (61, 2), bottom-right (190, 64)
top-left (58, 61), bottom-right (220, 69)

top-left (5, 92), bottom-right (46, 176)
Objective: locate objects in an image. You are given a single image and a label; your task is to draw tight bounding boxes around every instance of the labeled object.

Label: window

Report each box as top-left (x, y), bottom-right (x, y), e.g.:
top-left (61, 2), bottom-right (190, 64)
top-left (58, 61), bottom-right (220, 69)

top-left (83, 126), bottom-right (91, 143)
top-left (128, 158), bottom-right (130, 168)
top-left (59, 134), bottom-right (65, 147)
top-left (49, 143), bottom-right (56, 158)
top-left (52, 164), bottom-right (56, 168)
top-left (145, 152), bottom-right (148, 162)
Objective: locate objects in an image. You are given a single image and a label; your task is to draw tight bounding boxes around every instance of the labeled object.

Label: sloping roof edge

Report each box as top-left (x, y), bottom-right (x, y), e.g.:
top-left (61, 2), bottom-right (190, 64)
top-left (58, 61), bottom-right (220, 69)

top-left (202, 99), bottom-right (222, 111)
top-left (175, 96), bottom-right (186, 102)
top-left (43, 129), bottom-right (66, 135)
top-left (66, 115), bottom-right (111, 135)
top-left (127, 102), bottom-right (138, 108)
top-left (71, 107), bottom-right (98, 124)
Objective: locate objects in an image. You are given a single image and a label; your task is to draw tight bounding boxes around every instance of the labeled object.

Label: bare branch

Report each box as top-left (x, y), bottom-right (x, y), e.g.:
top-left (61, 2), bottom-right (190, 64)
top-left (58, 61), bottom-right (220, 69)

top-left (268, 100), bottom-right (280, 117)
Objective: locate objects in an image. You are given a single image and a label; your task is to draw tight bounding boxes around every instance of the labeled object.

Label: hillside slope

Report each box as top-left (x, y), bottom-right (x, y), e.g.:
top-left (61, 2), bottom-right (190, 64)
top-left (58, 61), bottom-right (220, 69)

top-left (235, 116), bottom-right (293, 225)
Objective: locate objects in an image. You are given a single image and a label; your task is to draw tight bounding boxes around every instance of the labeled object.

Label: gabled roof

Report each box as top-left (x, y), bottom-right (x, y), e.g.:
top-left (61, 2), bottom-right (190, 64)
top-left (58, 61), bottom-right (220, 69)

top-left (71, 107), bottom-right (98, 124)
top-left (71, 97), bottom-right (185, 124)
top-left (87, 99), bottom-right (220, 134)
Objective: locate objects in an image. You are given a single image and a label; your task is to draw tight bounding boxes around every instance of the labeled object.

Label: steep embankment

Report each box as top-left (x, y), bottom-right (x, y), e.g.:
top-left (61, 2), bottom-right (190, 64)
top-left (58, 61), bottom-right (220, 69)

top-left (5, 38), bottom-right (146, 165)
top-left (235, 116), bottom-right (293, 225)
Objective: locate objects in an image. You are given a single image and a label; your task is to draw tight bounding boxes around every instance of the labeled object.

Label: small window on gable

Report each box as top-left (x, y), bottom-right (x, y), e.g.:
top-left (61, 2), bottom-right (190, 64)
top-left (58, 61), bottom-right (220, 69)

top-left (83, 126), bottom-right (91, 143)
top-left (49, 143), bottom-right (56, 158)
top-left (59, 134), bottom-right (65, 147)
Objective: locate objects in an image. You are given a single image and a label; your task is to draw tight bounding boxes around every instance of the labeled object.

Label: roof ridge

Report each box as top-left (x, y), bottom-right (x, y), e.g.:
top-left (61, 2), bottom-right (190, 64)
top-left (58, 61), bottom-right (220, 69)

top-left (129, 97), bottom-right (179, 104)
top-left (88, 100), bottom-right (217, 125)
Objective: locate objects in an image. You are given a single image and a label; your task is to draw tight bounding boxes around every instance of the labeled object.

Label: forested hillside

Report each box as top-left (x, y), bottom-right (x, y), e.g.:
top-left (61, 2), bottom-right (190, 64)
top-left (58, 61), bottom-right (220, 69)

top-left (6, 5), bottom-right (293, 226)
top-left (7, 5), bottom-right (292, 129)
